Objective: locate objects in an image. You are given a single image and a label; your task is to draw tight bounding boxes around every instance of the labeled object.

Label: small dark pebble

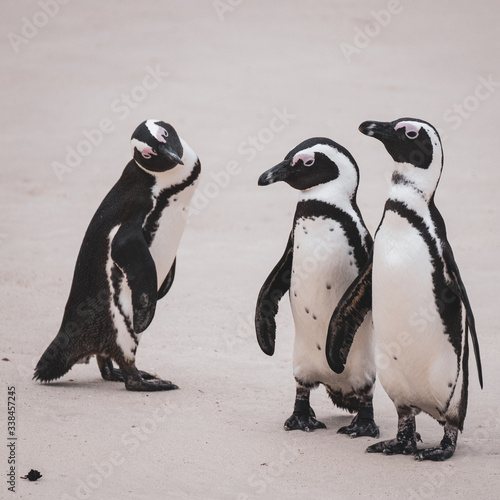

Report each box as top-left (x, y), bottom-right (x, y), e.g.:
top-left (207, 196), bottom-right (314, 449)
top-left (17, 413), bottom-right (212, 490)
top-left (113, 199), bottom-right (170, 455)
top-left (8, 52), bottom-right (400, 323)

top-left (22, 469), bottom-right (42, 481)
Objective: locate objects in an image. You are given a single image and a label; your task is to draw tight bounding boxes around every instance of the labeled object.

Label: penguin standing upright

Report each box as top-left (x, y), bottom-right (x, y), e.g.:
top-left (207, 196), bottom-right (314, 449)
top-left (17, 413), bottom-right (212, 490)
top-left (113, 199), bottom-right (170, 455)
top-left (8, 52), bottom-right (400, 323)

top-left (255, 138), bottom-right (379, 436)
top-left (34, 119), bottom-right (201, 391)
top-left (326, 118), bottom-right (482, 460)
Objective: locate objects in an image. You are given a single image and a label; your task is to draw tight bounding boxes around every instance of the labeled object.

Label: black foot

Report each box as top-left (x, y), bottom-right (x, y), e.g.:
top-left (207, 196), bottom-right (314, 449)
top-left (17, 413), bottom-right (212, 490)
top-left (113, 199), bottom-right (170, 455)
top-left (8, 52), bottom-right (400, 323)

top-left (105, 369), bottom-right (159, 382)
top-left (136, 369), bottom-right (159, 380)
top-left (414, 446), bottom-right (455, 461)
top-left (101, 366), bottom-right (124, 382)
top-left (286, 382), bottom-right (326, 431)
top-left (367, 408), bottom-right (421, 455)
top-left (125, 378), bottom-right (179, 392)
top-left (284, 412), bottom-right (326, 432)
top-left (338, 415), bottom-right (380, 438)
top-left (366, 436), bottom-right (420, 455)
top-left (98, 356), bottom-right (124, 382)
top-left (115, 360), bottom-right (178, 392)
top-left (98, 357), bottom-right (159, 383)
top-left (414, 424), bottom-right (457, 461)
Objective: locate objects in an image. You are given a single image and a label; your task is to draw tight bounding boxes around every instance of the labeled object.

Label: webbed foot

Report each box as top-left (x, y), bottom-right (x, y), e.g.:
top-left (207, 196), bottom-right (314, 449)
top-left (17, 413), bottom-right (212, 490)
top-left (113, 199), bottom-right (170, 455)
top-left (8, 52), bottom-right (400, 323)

top-left (125, 378), bottom-right (178, 392)
top-left (366, 436), bottom-right (420, 455)
top-left (414, 423), bottom-right (457, 461)
top-left (366, 408), bottom-right (420, 455)
top-left (97, 356), bottom-right (124, 382)
top-left (285, 382), bottom-right (326, 432)
top-left (114, 360), bottom-right (178, 392)
top-left (338, 415), bottom-right (380, 438)
top-left (98, 356), bottom-right (159, 383)
top-left (97, 356), bottom-right (159, 382)
top-left (338, 400), bottom-right (379, 438)
top-left (284, 409), bottom-right (326, 432)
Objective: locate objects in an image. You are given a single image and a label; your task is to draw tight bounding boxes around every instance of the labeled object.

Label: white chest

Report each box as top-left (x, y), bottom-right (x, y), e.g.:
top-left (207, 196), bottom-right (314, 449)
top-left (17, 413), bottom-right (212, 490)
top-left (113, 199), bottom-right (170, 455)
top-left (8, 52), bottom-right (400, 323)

top-left (147, 180), bottom-right (198, 289)
top-left (372, 211), bottom-right (457, 409)
top-left (290, 215), bottom-right (375, 389)
top-left (373, 211), bottom-right (438, 332)
top-left (290, 216), bottom-right (359, 325)
top-left (290, 217), bottom-right (358, 374)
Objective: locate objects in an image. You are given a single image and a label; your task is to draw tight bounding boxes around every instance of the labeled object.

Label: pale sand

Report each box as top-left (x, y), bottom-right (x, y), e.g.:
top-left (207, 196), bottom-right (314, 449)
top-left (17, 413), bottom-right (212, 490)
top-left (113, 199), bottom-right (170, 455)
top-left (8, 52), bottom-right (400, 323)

top-left (1, 1), bottom-right (499, 499)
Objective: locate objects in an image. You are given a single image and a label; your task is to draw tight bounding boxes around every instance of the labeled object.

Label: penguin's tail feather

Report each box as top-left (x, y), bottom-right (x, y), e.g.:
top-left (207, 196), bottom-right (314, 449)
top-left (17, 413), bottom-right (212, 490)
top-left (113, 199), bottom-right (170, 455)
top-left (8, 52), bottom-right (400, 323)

top-left (33, 332), bottom-right (78, 383)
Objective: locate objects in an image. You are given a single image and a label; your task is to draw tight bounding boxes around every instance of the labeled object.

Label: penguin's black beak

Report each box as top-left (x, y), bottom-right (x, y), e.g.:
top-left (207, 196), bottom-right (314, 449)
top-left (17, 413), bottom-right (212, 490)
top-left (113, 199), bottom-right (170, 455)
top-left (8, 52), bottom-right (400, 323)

top-left (159, 145), bottom-right (184, 165)
top-left (258, 160), bottom-right (290, 186)
top-left (359, 121), bottom-right (395, 142)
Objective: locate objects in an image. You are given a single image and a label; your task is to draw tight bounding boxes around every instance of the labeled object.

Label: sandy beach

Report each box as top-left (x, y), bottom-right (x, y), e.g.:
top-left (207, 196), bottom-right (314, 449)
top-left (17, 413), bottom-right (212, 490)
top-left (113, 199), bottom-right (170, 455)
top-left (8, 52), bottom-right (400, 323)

top-left (1, 1), bottom-right (499, 498)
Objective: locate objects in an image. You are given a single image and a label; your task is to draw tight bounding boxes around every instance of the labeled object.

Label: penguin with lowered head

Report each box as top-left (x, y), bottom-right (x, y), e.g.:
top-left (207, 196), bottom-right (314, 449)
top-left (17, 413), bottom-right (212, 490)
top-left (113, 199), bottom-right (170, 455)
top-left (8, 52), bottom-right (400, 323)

top-left (34, 119), bottom-right (200, 391)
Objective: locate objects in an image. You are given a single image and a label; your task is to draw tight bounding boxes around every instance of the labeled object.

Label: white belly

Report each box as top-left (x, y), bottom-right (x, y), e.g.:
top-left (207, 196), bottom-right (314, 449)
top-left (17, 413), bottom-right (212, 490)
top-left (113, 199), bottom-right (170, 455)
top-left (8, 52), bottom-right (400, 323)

top-left (148, 182), bottom-right (197, 289)
top-left (373, 211), bottom-right (458, 418)
top-left (290, 217), bottom-right (375, 391)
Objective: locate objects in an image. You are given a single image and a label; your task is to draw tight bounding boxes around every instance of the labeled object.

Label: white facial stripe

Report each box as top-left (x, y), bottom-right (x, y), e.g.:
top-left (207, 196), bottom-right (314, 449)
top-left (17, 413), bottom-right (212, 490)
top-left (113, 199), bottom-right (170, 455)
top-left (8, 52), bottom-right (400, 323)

top-left (296, 144), bottom-right (336, 163)
top-left (292, 152), bottom-right (315, 166)
top-left (395, 121), bottom-right (420, 138)
top-left (145, 119), bottom-right (168, 143)
top-left (131, 138), bottom-right (157, 159)
top-left (141, 147), bottom-right (156, 159)
top-left (296, 143), bottom-right (359, 202)
top-left (295, 144), bottom-right (356, 176)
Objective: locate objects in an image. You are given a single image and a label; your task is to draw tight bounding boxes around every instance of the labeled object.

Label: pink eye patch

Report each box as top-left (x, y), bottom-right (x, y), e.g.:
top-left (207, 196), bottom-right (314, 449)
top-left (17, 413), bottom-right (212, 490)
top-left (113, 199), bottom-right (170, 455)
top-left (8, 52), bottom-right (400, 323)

top-left (395, 121), bottom-right (420, 138)
top-left (141, 146), bottom-right (157, 159)
top-left (155, 126), bottom-right (168, 143)
top-left (292, 152), bottom-right (315, 167)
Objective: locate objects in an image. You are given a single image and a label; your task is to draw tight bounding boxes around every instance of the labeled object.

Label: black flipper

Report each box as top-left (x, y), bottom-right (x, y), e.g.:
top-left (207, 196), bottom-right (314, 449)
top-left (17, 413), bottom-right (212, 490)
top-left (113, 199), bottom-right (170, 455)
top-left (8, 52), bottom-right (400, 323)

top-left (158, 258), bottom-right (176, 300)
top-left (442, 244), bottom-right (483, 389)
top-left (255, 233), bottom-right (293, 356)
top-left (326, 254), bottom-right (373, 374)
top-left (111, 223), bottom-right (158, 334)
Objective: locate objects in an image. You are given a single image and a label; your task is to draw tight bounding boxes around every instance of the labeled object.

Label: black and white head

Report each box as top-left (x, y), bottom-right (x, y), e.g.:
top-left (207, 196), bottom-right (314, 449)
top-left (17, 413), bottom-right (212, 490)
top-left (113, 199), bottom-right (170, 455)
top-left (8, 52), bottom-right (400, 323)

top-left (131, 119), bottom-right (184, 172)
top-left (359, 118), bottom-right (443, 199)
top-left (258, 138), bottom-right (360, 200)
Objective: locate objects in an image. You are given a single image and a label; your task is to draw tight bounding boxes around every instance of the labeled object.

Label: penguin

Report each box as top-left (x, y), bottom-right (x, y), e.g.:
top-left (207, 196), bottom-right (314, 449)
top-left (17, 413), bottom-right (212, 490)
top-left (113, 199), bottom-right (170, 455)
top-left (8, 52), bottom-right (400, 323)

top-left (326, 118), bottom-right (483, 460)
top-left (34, 119), bottom-right (201, 391)
top-left (255, 137), bottom-right (379, 437)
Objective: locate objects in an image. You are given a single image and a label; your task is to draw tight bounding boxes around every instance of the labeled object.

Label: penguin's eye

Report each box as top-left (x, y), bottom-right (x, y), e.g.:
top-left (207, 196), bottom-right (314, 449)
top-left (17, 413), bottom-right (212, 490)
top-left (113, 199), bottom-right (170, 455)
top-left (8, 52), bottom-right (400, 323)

top-left (395, 122), bottom-right (420, 140)
top-left (141, 148), bottom-right (157, 159)
top-left (292, 152), bottom-right (315, 167)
